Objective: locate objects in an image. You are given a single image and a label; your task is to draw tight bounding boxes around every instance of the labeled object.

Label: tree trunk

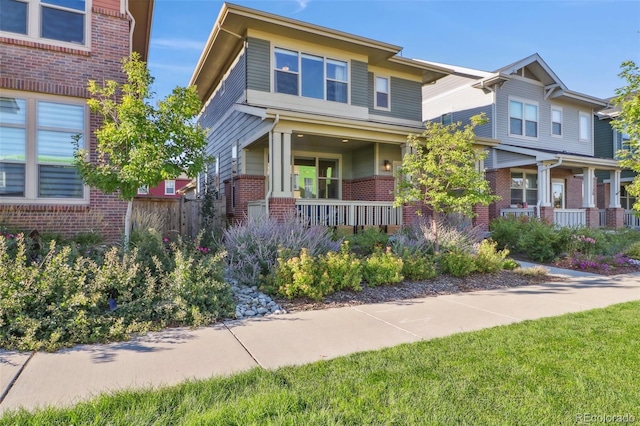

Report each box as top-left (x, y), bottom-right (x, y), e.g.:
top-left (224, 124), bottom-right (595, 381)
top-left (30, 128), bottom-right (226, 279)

top-left (432, 211), bottom-right (440, 254)
top-left (124, 199), bottom-right (133, 249)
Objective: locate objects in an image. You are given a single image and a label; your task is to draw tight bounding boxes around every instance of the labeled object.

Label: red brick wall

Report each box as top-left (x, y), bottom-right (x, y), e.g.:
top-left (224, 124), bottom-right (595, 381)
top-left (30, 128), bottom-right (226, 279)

top-left (348, 176), bottom-right (395, 201)
top-left (223, 175), bottom-right (265, 221)
top-left (0, 9), bottom-right (132, 241)
top-left (486, 169), bottom-right (511, 220)
top-left (597, 183), bottom-right (610, 209)
top-left (137, 179), bottom-right (192, 198)
top-left (605, 207), bottom-right (624, 229)
top-left (472, 204), bottom-right (489, 230)
top-left (268, 197), bottom-right (296, 221)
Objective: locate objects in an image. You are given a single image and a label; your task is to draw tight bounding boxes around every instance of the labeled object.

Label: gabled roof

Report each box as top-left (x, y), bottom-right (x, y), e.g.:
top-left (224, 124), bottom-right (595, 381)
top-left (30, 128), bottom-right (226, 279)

top-left (190, 2), bottom-right (452, 103)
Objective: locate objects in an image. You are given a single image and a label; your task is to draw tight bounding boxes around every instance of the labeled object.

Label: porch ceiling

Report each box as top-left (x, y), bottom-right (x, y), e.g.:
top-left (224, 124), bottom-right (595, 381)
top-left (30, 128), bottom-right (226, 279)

top-left (495, 145), bottom-right (621, 171)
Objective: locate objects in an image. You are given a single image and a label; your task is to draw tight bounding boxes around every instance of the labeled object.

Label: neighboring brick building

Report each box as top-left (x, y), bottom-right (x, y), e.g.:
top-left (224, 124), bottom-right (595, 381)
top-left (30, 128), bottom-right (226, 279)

top-left (0, 0), bottom-right (154, 240)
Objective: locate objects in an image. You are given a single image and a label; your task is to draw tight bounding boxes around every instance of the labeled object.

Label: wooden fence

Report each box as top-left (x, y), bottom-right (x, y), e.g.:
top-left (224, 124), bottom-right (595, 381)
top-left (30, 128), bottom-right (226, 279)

top-left (132, 197), bottom-right (202, 239)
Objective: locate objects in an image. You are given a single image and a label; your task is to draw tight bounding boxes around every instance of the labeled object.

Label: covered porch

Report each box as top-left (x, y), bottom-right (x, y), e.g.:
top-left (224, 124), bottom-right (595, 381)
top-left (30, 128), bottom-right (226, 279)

top-left (488, 145), bottom-right (624, 228)
top-left (229, 111), bottom-right (415, 227)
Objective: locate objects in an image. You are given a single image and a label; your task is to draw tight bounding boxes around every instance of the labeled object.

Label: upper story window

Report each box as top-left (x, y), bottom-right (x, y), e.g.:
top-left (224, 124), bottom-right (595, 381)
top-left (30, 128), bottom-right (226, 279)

top-left (614, 129), bottom-right (631, 158)
top-left (441, 112), bottom-right (452, 126)
top-left (164, 180), bottom-right (175, 195)
top-left (579, 112), bottom-right (590, 142)
top-left (551, 107), bottom-right (562, 137)
top-left (274, 47), bottom-right (348, 103)
top-left (375, 76), bottom-right (389, 110)
top-left (509, 99), bottom-right (538, 138)
top-left (137, 185), bottom-right (148, 195)
top-left (0, 0), bottom-right (88, 47)
top-left (0, 92), bottom-right (86, 203)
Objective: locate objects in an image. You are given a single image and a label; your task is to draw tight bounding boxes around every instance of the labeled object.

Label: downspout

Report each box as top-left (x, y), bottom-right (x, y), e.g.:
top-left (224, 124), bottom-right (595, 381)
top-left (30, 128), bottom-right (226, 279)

top-left (125, 0), bottom-right (135, 55)
top-left (536, 157), bottom-right (563, 218)
top-left (265, 114), bottom-right (280, 217)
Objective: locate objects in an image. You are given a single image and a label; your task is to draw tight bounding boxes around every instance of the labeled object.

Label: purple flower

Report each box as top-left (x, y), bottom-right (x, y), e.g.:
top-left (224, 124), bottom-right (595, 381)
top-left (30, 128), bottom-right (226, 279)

top-left (163, 237), bottom-right (169, 243)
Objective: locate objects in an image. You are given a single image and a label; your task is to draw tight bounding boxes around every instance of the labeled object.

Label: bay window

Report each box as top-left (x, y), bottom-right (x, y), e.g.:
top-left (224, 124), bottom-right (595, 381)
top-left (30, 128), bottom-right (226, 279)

top-left (274, 47), bottom-right (348, 103)
top-left (0, 0), bottom-right (88, 46)
top-left (0, 92), bottom-right (86, 202)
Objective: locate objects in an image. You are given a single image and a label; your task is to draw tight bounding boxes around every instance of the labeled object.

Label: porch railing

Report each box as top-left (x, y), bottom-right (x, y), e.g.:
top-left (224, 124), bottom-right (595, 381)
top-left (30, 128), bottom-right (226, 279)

top-left (625, 210), bottom-right (640, 229)
top-left (554, 209), bottom-right (586, 228)
top-left (499, 208), bottom-right (535, 218)
top-left (599, 209), bottom-right (606, 227)
top-left (296, 199), bottom-right (402, 227)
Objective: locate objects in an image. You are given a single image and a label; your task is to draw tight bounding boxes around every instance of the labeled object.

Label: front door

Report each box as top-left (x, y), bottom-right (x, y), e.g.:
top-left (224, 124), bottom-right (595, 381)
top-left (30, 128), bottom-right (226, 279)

top-left (552, 180), bottom-right (565, 209)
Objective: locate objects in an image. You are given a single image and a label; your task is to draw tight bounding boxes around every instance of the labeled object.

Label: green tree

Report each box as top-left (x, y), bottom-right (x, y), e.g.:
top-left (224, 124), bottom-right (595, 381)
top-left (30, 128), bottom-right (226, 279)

top-left (73, 52), bottom-right (210, 245)
top-left (394, 114), bottom-right (499, 252)
top-left (612, 60), bottom-right (640, 213)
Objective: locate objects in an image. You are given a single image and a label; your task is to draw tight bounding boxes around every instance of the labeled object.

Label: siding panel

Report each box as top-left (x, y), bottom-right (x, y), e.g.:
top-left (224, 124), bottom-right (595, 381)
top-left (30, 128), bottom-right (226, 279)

top-left (200, 51), bottom-right (246, 130)
top-left (351, 60), bottom-right (368, 108)
top-left (368, 73), bottom-right (421, 121)
top-left (247, 37), bottom-right (270, 93)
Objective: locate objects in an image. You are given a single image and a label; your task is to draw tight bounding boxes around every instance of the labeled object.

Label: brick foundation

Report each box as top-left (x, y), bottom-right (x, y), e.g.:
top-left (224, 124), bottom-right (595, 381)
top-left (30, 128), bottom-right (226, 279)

top-left (224, 175), bottom-right (266, 222)
top-left (486, 169), bottom-right (511, 221)
top-left (268, 197), bottom-right (297, 220)
top-left (472, 204), bottom-right (489, 230)
top-left (605, 207), bottom-right (624, 229)
top-left (585, 207), bottom-right (600, 228)
top-left (539, 206), bottom-right (554, 224)
top-left (344, 176), bottom-right (395, 201)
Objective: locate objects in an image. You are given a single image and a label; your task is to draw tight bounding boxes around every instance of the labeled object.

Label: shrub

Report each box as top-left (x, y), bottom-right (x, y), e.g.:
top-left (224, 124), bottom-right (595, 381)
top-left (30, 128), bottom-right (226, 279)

top-left (489, 217), bottom-right (522, 251)
top-left (517, 220), bottom-right (558, 263)
top-left (400, 249), bottom-right (437, 281)
top-left (224, 215), bottom-right (339, 287)
top-left (345, 227), bottom-right (389, 256)
top-left (362, 248), bottom-right (404, 287)
top-left (474, 239), bottom-right (509, 273)
top-left (502, 258), bottom-right (520, 270)
top-left (627, 241), bottom-right (640, 260)
top-left (271, 243), bottom-right (362, 300)
top-left (440, 250), bottom-right (476, 277)
top-left (0, 234), bottom-right (234, 352)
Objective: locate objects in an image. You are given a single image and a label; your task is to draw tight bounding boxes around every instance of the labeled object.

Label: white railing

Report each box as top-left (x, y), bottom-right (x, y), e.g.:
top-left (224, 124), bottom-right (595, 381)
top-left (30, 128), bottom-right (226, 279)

top-left (625, 210), bottom-right (640, 228)
top-left (554, 209), bottom-right (586, 228)
top-left (247, 200), bottom-right (266, 219)
top-left (599, 209), bottom-right (606, 227)
top-left (500, 208), bottom-right (535, 217)
top-left (296, 199), bottom-right (402, 226)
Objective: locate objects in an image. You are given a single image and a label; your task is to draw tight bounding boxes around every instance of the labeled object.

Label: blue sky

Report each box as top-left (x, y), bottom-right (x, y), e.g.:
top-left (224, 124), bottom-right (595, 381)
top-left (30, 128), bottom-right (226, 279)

top-left (147, 0), bottom-right (640, 102)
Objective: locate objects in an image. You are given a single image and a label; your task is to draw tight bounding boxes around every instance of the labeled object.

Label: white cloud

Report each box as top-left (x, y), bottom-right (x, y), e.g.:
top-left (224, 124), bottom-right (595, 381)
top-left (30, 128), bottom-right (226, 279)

top-left (151, 38), bottom-right (204, 51)
top-left (293, 0), bottom-right (310, 12)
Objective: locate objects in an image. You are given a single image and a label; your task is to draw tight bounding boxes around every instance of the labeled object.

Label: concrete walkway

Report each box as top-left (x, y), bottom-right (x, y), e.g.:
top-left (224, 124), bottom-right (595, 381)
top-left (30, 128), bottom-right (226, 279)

top-left (1, 266), bottom-right (639, 415)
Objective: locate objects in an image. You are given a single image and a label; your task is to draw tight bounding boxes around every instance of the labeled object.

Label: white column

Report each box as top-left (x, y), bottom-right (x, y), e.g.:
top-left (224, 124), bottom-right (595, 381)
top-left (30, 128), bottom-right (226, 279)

top-left (538, 163), bottom-right (551, 207)
top-left (282, 131), bottom-right (292, 196)
top-left (271, 132), bottom-right (283, 196)
top-left (609, 170), bottom-right (621, 208)
top-left (582, 167), bottom-right (595, 208)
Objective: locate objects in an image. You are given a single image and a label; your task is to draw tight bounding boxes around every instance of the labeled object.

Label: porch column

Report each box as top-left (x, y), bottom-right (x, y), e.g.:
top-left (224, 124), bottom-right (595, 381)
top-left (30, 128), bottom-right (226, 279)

top-left (582, 167), bottom-right (595, 208)
top-left (537, 162), bottom-right (551, 207)
top-left (606, 169), bottom-right (624, 228)
top-left (609, 170), bottom-right (621, 208)
top-left (269, 131), bottom-right (293, 198)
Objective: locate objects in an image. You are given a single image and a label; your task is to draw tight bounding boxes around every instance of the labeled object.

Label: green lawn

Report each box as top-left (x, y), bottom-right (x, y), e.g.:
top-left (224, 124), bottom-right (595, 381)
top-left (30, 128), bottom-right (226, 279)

top-left (2, 301), bottom-right (640, 425)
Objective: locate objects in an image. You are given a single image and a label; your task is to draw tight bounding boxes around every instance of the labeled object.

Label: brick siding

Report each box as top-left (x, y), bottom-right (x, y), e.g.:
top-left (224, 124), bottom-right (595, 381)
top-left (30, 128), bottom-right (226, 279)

top-left (0, 5), bottom-right (132, 241)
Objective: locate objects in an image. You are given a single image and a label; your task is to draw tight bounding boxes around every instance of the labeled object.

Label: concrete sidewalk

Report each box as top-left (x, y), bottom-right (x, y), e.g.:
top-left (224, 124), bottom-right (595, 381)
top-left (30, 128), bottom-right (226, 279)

top-left (1, 268), bottom-right (639, 415)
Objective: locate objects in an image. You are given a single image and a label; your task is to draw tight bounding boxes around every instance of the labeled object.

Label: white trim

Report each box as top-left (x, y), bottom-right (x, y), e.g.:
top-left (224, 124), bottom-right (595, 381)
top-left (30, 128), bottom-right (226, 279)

top-left (551, 179), bottom-right (565, 209)
top-left (0, 90), bottom-right (89, 204)
top-left (550, 105), bottom-right (563, 138)
top-left (292, 151), bottom-right (342, 200)
top-left (0, 0), bottom-right (92, 51)
top-left (508, 96), bottom-right (539, 141)
top-left (164, 180), bottom-right (176, 195)
top-left (374, 75), bottom-right (390, 111)
top-left (578, 111), bottom-right (591, 142)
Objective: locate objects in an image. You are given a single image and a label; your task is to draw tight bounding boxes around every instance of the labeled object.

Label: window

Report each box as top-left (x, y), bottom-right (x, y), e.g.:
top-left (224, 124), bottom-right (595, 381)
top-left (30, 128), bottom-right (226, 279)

top-left (509, 99), bottom-right (538, 138)
top-left (274, 48), bottom-right (348, 103)
top-left (375, 76), bottom-right (389, 109)
top-left (551, 107), bottom-right (562, 136)
top-left (293, 156), bottom-right (339, 199)
top-left (164, 180), bottom-right (175, 195)
top-left (579, 112), bottom-right (590, 141)
top-left (614, 129), bottom-right (631, 158)
top-left (510, 171), bottom-right (537, 206)
top-left (620, 185), bottom-right (636, 210)
top-left (0, 93), bottom-right (86, 202)
top-left (137, 185), bottom-right (148, 195)
top-left (441, 113), bottom-right (452, 126)
top-left (0, 0), bottom-right (88, 46)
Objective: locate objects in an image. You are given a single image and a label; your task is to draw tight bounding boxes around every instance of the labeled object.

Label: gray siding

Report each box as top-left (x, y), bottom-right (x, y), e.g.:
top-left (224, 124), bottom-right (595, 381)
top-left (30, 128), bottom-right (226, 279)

top-left (205, 111), bottom-right (271, 198)
top-left (594, 117), bottom-right (613, 159)
top-left (247, 37), bottom-right (270, 93)
top-left (351, 60), bottom-right (368, 108)
top-left (351, 144), bottom-right (374, 179)
top-left (368, 73), bottom-right (421, 121)
top-left (245, 147), bottom-right (265, 175)
top-left (199, 52), bottom-right (247, 131)
top-left (495, 78), bottom-right (594, 155)
top-left (422, 74), bottom-right (478, 99)
top-left (496, 150), bottom-right (534, 167)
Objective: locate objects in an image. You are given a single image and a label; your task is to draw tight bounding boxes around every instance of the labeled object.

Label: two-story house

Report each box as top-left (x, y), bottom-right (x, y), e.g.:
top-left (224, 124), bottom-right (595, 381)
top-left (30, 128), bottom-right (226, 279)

top-left (190, 3), bottom-right (502, 228)
top-left (0, 0), bottom-right (154, 241)
top-left (595, 105), bottom-right (639, 228)
top-left (420, 53), bottom-right (624, 228)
